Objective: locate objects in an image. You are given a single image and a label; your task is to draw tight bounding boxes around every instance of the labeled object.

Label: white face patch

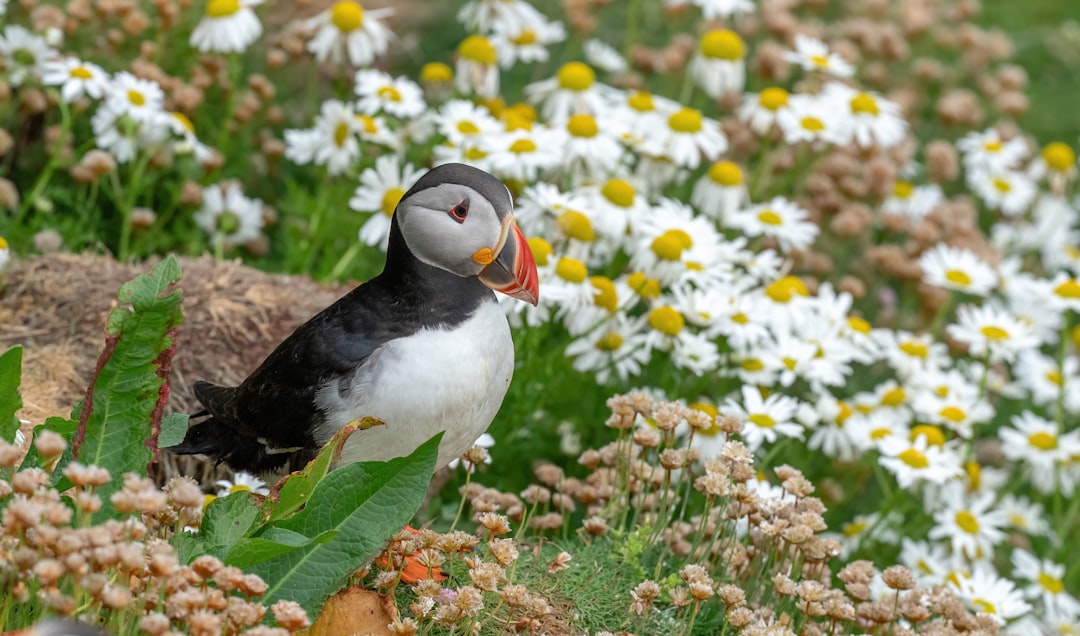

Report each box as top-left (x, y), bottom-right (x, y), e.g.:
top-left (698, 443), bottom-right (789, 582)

top-left (397, 183), bottom-right (504, 277)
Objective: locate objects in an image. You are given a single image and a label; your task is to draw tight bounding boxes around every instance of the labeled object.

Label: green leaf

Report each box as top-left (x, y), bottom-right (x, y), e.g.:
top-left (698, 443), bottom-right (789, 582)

top-left (249, 433), bottom-right (441, 617)
top-left (19, 417), bottom-right (78, 480)
top-left (201, 492), bottom-right (262, 550)
top-left (262, 422), bottom-right (361, 524)
top-left (71, 256), bottom-right (183, 520)
top-left (159, 412), bottom-right (189, 449)
top-left (0, 346), bottom-right (22, 443)
top-left (226, 528), bottom-right (339, 569)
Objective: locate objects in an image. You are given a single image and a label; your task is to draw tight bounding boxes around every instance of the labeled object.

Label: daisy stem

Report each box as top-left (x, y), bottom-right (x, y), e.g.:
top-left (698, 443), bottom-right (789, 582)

top-left (116, 150), bottom-right (153, 261)
top-left (623, 0), bottom-right (642, 60)
top-left (327, 240), bottom-right (363, 281)
top-left (749, 135), bottom-right (776, 200)
top-left (449, 467), bottom-right (473, 533)
top-left (214, 54), bottom-right (243, 150)
top-left (927, 291), bottom-right (955, 338)
top-left (15, 92), bottom-right (71, 224)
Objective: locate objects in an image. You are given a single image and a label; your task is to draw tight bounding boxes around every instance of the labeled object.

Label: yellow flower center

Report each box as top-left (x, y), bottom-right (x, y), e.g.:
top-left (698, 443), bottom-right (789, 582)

top-left (420, 62), bottom-right (453, 83)
top-left (983, 139), bottom-right (1002, 152)
top-left (979, 325), bottom-right (1009, 340)
top-left (355, 114), bottom-right (378, 134)
top-left (765, 276), bottom-right (809, 303)
top-left (557, 210), bottom-right (595, 241)
top-left (708, 161), bottom-right (743, 186)
top-left (627, 91), bottom-right (654, 112)
top-left (911, 424), bottom-right (945, 447)
top-left (0, 236), bottom-right (7, 249)
top-left (757, 209), bottom-right (783, 226)
top-left (172, 112), bottom-right (195, 133)
top-left (555, 257), bottom-right (587, 283)
top-left (849, 92), bottom-right (880, 115)
top-left (464, 146), bottom-right (488, 161)
top-left (943, 269), bottom-right (972, 287)
top-left (955, 510), bottom-right (979, 534)
top-left (206, 0), bottom-right (241, 18)
top-left (1042, 142), bottom-right (1076, 172)
top-left (700, 29), bottom-right (745, 60)
top-left (458, 35), bottom-right (497, 65)
top-left (127, 90), bottom-right (146, 106)
top-left (992, 177), bottom-right (1012, 193)
top-left (971, 598), bottom-right (996, 615)
top-left (848, 316), bottom-right (871, 334)
top-left (511, 29), bottom-right (538, 46)
top-left (330, 0), bottom-right (364, 31)
top-left (70, 65), bottom-right (94, 79)
top-left (595, 332), bottom-right (623, 351)
top-left (1054, 278), bottom-right (1080, 299)
top-left (880, 387), bottom-right (906, 407)
top-left (456, 120), bottom-right (480, 135)
top-left (842, 520), bottom-right (867, 537)
top-left (810, 54), bottom-right (830, 68)
top-left (556, 62), bottom-right (595, 91)
top-left (1028, 431), bottom-right (1057, 451)
top-left (230, 484), bottom-right (252, 494)
top-left (202, 494), bottom-right (217, 511)
top-left (893, 180), bottom-right (913, 199)
top-left (1039, 572), bottom-right (1064, 594)
top-left (380, 187), bottom-right (404, 217)
top-left (741, 357), bottom-right (764, 371)
top-left (1046, 369), bottom-right (1063, 386)
top-left (759, 87), bottom-right (789, 111)
top-left (566, 113), bottom-right (598, 138)
top-left (508, 138), bottom-right (537, 154)
top-left (748, 413), bottom-right (776, 429)
top-left (650, 229), bottom-right (694, 261)
top-left (590, 276), bottom-right (618, 312)
top-left (668, 108), bottom-right (703, 133)
top-left (732, 312), bottom-right (749, 325)
top-left (648, 306), bottom-right (684, 336)
top-left (870, 426), bottom-right (891, 440)
top-left (527, 237), bottom-right (553, 266)
top-left (899, 340), bottom-right (928, 358)
top-left (601, 179), bottom-right (635, 207)
top-left (377, 85), bottom-right (402, 102)
top-left (333, 122), bottom-right (350, 147)
top-left (939, 406), bottom-right (966, 423)
top-left (836, 401), bottom-right (853, 424)
top-left (782, 357), bottom-right (797, 370)
top-left (966, 460), bottom-right (981, 490)
top-left (628, 272), bottom-right (661, 299)
top-left (800, 116), bottom-right (825, 132)
top-left (899, 448), bottom-right (928, 468)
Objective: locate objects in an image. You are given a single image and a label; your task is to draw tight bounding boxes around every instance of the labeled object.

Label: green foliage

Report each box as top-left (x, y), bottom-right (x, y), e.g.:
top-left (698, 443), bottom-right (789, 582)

top-left (0, 346), bottom-right (22, 444)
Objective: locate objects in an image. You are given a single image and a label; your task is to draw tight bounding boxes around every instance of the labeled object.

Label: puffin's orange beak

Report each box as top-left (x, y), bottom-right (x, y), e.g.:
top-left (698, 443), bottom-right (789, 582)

top-left (478, 218), bottom-right (539, 306)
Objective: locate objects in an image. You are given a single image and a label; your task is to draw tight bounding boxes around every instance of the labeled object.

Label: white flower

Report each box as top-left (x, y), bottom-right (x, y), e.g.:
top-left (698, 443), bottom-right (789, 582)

top-left (999, 411), bottom-right (1080, 495)
top-left (776, 93), bottom-right (847, 146)
top-left (584, 38), bottom-right (626, 73)
top-left (455, 34), bottom-right (500, 99)
top-left (194, 183), bottom-right (265, 247)
top-left (783, 35), bottom-right (854, 78)
top-left (1011, 550), bottom-right (1080, 618)
top-left (306, 0), bottom-right (393, 67)
top-left (639, 106), bottom-right (727, 169)
top-left (305, 99), bottom-right (362, 175)
top-left (557, 113), bottom-right (627, 178)
top-left (564, 314), bottom-right (651, 384)
top-left (969, 168), bottom-right (1037, 216)
top-left (457, 0), bottom-right (546, 33)
top-left (946, 303), bottom-right (1039, 362)
top-left (877, 434), bottom-right (962, 489)
top-left (998, 494), bottom-right (1051, 537)
top-left (823, 82), bottom-right (907, 149)
top-left (0, 235), bottom-right (9, 271)
top-left (190, 0), bottom-right (263, 53)
top-left (215, 471), bottom-right (269, 496)
top-left (882, 180), bottom-right (943, 221)
top-left (928, 485), bottom-right (1008, 561)
top-left (435, 100), bottom-right (501, 146)
top-left (41, 57), bottom-right (109, 102)
top-left (525, 61), bottom-right (610, 123)
top-left (957, 128), bottom-right (1028, 173)
top-left (354, 69), bottom-right (425, 118)
top-left (629, 198), bottom-right (725, 285)
top-left (489, 17), bottom-right (565, 68)
top-left (349, 156), bottom-right (427, 250)
top-left (690, 0), bottom-right (756, 20)
top-left (102, 72), bottom-right (166, 123)
top-left (954, 564), bottom-right (1032, 625)
top-left (918, 243), bottom-right (997, 296)
top-left (721, 385), bottom-right (803, 452)
top-left (166, 112), bottom-right (215, 164)
top-left (1014, 350), bottom-right (1080, 413)
top-left (447, 433), bottom-right (495, 471)
top-left (725, 196), bottom-right (819, 252)
top-left (691, 160), bottom-right (747, 222)
top-left (483, 126), bottom-right (564, 182)
top-left (0, 25), bottom-right (54, 86)
top-left (688, 29), bottom-right (746, 98)
top-left (739, 87), bottom-right (790, 135)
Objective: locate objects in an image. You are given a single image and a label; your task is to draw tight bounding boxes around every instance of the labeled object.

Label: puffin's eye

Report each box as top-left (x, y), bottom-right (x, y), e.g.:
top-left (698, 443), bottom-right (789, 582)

top-left (448, 199), bottom-right (469, 224)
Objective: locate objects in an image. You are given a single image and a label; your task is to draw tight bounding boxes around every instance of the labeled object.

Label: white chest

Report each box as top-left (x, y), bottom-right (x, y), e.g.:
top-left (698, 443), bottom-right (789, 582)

top-left (314, 300), bottom-right (514, 469)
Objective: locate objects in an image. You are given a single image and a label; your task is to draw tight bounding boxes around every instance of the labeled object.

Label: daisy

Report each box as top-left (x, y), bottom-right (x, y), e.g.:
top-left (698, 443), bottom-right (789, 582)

top-left (640, 304), bottom-right (720, 376)
top-left (911, 390), bottom-right (992, 439)
top-left (877, 434), bottom-right (962, 489)
top-left (41, 57), bottom-right (109, 103)
top-left (970, 168), bottom-right (1037, 216)
top-left (688, 28), bottom-right (746, 98)
top-left (515, 182), bottom-right (583, 239)
top-left (455, 34), bottom-right (500, 99)
top-left (928, 486), bottom-right (1008, 561)
top-left (306, 0), bottom-right (393, 67)
top-left (1012, 550), bottom-right (1080, 617)
top-left (194, 183), bottom-right (265, 248)
top-left (354, 69), bottom-right (425, 118)
top-left (899, 538), bottom-right (958, 587)
top-left (1028, 141), bottom-right (1077, 191)
top-left (832, 512), bottom-right (901, 559)
top-left (628, 198), bottom-right (725, 285)
top-left (483, 125), bottom-right (564, 182)
top-left (564, 314), bottom-right (651, 385)
top-left (999, 411), bottom-right (1080, 495)
top-left (1015, 350), bottom-right (1080, 412)
top-left (725, 196), bottom-right (819, 252)
top-left (215, 471), bottom-right (269, 496)
top-left (946, 303), bottom-right (1039, 362)
top-left (782, 34), bottom-right (854, 78)
top-left (101, 72), bottom-right (166, 123)
top-left (806, 395), bottom-right (869, 461)
top-left (525, 61), bottom-right (609, 122)
top-left (640, 106), bottom-right (727, 169)
top-left (167, 112), bottom-right (215, 164)
top-left (456, 0), bottom-right (546, 33)
top-left (882, 180), bottom-right (943, 221)
top-left (721, 385), bottom-right (803, 452)
top-left (957, 128), bottom-right (1028, 173)
top-left (0, 236), bottom-right (9, 271)
top-left (954, 564), bottom-right (1032, 625)
top-left (776, 93), bottom-right (846, 146)
top-left (823, 82), bottom-right (907, 149)
top-left (691, 160), bottom-right (747, 222)
top-left (580, 177), bottom-right (648, 242)
top-left (998, 494), bottom-right (1051, 537)
top-left (738, 87), bottom-right (790, 135)
top-left (349, 156), bottom-right (427, 249)
top-left (558, 113), bottom-right (627, 178)
top-left (447, 433), bottom-right (494, 472)
top-left (0, 25), bottom-right (53, 86)
top-left (690, 0), bottom-right (756, 19)
top-left (544, 256), bottom-right (598, 315)
top-left (190, 0), bottom-right (263, 53)
top-left (584, 38), bottom-right (627, 73)
top-left (489, 17), bottom-right (566, 68)
top-left (918, 243), bottom-right (997, 296)
top-left (306, 100), bottom-right (361, 175)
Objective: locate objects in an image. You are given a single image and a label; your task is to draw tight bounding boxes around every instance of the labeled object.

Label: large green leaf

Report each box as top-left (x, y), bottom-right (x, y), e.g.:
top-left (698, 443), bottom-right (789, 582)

top-left (249, 433), bottom-right (441, 617)
top-left (71, 256), bottom-right (183, 520)
top-left (0, 346), bottom-right (22, 443)
top-left (226, 528), bottom-right (339, 569)
top-left (262, 422), bottom-right (361, 524)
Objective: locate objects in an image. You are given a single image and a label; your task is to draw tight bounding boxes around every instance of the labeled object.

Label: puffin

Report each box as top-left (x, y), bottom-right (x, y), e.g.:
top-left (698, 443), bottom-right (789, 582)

top-left (170, 163), bottom-right (539, 473)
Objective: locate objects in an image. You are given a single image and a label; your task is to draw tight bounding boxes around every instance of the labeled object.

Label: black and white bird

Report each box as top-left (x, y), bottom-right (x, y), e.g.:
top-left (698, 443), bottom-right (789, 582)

top-left (170, 163), bottom-right (539, 473)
